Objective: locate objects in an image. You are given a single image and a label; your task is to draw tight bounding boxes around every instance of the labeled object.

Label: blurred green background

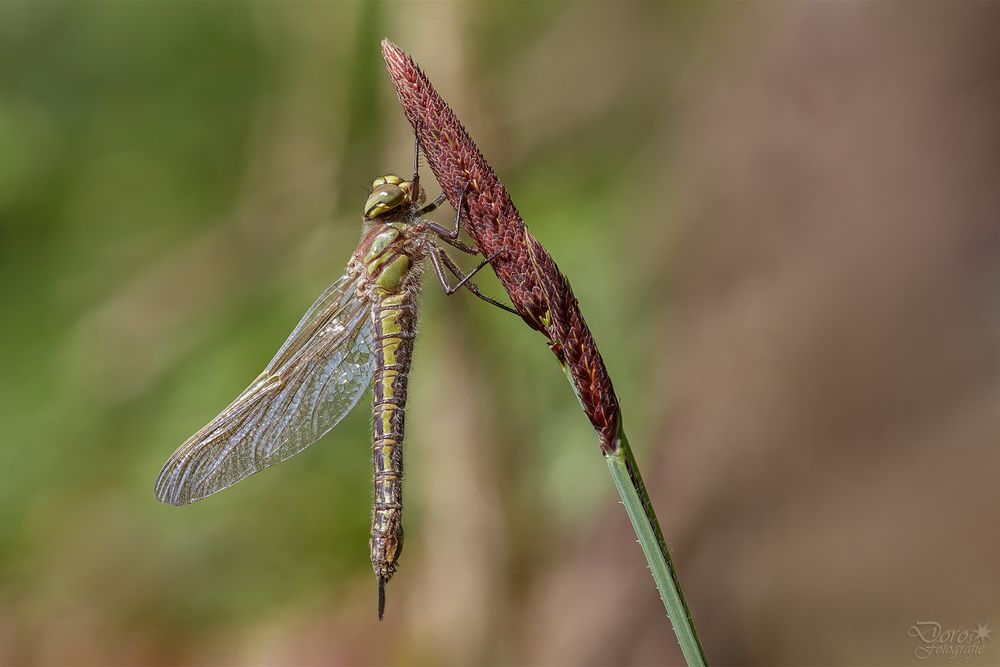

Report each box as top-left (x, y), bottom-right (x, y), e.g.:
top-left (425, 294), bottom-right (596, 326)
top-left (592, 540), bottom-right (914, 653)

top-left (2, 2), bottom-right (999, 665)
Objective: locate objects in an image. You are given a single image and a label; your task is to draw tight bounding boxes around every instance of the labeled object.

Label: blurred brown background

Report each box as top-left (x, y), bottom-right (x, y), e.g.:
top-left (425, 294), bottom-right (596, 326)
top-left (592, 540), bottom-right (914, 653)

top-left (1, 2), bottom-right (998, 666)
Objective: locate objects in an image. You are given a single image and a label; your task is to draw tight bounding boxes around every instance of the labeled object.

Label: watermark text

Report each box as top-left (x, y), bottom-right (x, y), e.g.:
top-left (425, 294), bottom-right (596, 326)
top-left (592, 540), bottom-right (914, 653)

top-left (906, 621), bottom-right (992, 660)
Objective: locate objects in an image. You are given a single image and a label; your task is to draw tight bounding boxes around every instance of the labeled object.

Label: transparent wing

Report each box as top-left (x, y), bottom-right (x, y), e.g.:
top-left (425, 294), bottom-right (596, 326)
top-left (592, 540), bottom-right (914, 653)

top-left (155, 268), bottom-right (376, 505)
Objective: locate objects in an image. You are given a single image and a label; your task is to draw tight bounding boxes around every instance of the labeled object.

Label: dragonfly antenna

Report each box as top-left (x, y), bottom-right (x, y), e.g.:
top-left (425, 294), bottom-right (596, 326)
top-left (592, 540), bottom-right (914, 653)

top-left (377, 574), bottom-right (386, 620)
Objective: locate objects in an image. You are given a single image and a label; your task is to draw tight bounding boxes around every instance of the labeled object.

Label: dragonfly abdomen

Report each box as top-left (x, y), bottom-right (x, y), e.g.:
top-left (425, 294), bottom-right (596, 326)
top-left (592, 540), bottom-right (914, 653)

top-left (369, 282), bottom-right (419, 598)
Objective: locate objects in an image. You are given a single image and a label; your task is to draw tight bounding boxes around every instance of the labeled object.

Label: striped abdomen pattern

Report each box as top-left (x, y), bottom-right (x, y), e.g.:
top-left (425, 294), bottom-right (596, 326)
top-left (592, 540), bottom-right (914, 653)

top-left (364, 225), bottom-right (421, 583)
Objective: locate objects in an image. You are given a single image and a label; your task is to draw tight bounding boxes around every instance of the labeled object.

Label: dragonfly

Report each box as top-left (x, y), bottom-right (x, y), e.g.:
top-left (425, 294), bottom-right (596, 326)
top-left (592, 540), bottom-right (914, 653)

top-left (154, 139), bottom-right (515, 619)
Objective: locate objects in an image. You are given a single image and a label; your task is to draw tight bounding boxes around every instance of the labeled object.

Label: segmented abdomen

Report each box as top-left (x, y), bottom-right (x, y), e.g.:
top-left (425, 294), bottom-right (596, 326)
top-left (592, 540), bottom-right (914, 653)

top-left (369, 287), bottom-right (418, 581)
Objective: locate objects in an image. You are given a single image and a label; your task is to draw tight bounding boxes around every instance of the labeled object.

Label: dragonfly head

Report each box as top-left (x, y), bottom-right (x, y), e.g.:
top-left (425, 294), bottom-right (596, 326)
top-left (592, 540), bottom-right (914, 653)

top-left (364, 174), bottom-right (421, 220)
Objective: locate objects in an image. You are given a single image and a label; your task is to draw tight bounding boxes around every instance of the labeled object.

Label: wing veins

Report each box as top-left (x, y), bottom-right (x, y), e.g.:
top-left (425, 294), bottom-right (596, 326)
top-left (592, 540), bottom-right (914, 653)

top-left (155, 270), bottom-right (376, 505)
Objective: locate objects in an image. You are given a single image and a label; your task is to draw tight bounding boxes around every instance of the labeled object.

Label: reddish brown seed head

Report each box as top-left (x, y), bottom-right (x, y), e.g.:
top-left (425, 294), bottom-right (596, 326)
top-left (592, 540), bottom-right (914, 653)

top-left (381, 40), bottom-right (621, 453)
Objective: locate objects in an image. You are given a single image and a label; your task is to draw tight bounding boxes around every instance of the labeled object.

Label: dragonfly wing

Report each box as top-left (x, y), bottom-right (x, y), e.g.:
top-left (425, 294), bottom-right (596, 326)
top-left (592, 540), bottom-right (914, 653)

top-left (155, 269), bottom-right (376, 505)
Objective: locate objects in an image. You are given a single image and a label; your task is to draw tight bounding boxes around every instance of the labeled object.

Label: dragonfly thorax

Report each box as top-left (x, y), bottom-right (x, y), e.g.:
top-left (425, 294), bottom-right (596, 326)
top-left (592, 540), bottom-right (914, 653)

top-left (364, 174), bottom-right (423, 220)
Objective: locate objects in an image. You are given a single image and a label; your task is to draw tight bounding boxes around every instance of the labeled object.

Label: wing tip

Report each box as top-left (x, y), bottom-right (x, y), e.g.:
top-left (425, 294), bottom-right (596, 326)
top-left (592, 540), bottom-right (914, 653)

top-left (154, 461), bottom-right (194, 506)
top-left (153, 488), bottom-right (186, 506)
top-left (153, 479), bottom-right (182, 506)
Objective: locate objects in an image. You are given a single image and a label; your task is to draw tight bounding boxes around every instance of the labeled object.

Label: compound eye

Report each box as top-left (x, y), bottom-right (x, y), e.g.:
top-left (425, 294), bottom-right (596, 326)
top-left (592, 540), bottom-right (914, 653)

top-left (364, 183), bottom-right (406, 219)
top-left (378, 184), bottom-right (405, 206)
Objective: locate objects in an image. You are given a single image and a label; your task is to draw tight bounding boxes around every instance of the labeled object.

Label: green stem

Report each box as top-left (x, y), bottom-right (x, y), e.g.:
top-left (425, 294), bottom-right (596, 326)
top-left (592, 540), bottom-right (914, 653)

top-left (555, 362), bottom-right (706, 664)
top-left (606, 427), bottom-right (708, 666)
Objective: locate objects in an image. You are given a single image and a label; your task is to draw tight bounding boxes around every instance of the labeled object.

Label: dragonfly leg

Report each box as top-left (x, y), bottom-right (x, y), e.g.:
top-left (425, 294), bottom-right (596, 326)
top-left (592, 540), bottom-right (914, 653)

top-left (423, 181), bottom-right (480, 255)
top-left (429, 245), bottom-right (519, 316)
top-left (410, 125), bottom-right (450, 216)
top-left (440, 235), bottom-right (478, 255)
top-left (416, 192), bottom-right (447, 216)
top-left (425, 180), bottom-right (469, 241)
top-left (410, 125), bottom-right (422, 202)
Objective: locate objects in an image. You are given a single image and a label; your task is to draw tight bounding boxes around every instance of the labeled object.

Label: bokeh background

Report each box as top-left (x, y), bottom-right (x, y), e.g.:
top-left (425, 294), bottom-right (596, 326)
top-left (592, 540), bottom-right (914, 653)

top-left (2, 2), bottom-right (999, 665)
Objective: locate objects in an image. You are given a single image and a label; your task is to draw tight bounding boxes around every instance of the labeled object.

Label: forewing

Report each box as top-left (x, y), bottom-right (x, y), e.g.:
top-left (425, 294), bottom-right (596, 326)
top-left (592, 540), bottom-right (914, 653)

top-left (155, 269), bottom-right (375, 505)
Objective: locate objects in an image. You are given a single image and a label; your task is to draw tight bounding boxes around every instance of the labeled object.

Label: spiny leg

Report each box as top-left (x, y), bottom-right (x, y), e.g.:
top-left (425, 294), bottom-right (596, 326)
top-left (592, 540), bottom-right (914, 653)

top-left (425, 180), bottom-right (467, 241)
top-left (411, 148), bottom-right (481, 254)
top-left (424, 180), bottom-right (468, 241)
top-left (411, 127), bottom-right (449, 217)
top-left (440, 250), bottom-right (520, 315)
top-left (411, 147), bottom-right (480, 254)
top-left (416, 186), bottom-right (472, 249)
top-left (430, 245), bottom-right (494, 293)
top-left (417, 192), bottom-right (448, 217)
top-left (437, 233), bottom-right (478, 255)
top-left (429, 244), bottom-right (519, 316)
top-left (410, 125), bottom-right (422, 202)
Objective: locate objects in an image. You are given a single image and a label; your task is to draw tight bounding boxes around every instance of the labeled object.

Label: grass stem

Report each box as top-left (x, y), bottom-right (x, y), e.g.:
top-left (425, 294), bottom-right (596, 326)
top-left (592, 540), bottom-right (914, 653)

top-left (606, 427), bottom-right (708, 666)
